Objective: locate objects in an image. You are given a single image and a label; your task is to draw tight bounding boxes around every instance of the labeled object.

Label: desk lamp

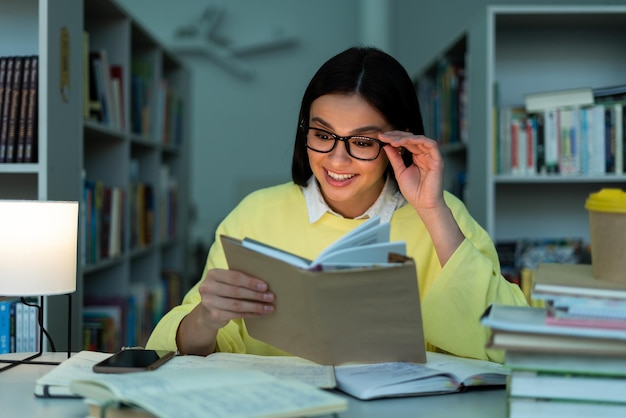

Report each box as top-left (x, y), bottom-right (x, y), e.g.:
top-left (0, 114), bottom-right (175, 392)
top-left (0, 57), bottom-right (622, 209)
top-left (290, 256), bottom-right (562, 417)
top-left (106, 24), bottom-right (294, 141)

top-left (0, 200), bottom-right (78, 372)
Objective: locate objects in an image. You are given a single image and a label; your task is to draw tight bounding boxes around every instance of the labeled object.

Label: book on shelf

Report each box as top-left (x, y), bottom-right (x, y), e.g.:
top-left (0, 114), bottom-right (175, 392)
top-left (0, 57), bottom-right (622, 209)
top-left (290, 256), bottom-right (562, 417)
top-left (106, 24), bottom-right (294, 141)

top-left (23, 55), bottom-right (37, 163)
top-left (524, 86), bottom-right (594, 113)
top-left (594, 83), bottom-right (626, 102)
top-left (508, 397), bottom-right (626, 418)
top-left (0, 298), bottom-right (39, 353)
top-left (0, 57), bottom-right (8, 157)
top-left (221, 216), bottom-right (426, 365)
top-left (4, 55), bottom-right (24, 163)
top-left (0, 56), bottom-right (14, 163)
top-left (0, 299), bottom-right (11, 354)
top-left (14, 55), bottom-right (31, 163)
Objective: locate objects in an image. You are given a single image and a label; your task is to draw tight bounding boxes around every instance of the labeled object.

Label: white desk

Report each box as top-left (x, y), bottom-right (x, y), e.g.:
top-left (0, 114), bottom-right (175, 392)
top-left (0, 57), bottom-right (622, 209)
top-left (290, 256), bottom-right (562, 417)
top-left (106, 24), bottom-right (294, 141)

top-left (0, 353), bottom-right (507, 417)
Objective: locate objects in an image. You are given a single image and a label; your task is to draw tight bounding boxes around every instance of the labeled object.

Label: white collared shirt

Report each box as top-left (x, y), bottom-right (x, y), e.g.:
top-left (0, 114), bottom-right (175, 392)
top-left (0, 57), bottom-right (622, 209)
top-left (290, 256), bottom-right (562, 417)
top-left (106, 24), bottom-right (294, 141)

top-left (302, 175), bottom-right (407, 224)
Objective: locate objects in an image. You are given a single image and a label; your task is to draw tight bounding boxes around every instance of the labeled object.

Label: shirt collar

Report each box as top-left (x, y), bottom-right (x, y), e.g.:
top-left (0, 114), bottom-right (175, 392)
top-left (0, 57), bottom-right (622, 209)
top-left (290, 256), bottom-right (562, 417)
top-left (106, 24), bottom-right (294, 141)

top-left (302, 175), bottom-right (406, 224)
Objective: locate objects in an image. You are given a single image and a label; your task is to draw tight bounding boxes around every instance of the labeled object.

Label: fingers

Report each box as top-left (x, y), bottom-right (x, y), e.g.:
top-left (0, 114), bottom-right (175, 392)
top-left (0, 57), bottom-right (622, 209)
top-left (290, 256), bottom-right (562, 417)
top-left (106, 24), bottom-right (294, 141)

top-left (199, 269), bottom-right (275, 325)
top-left (379, 131), bottom-right (437, 148)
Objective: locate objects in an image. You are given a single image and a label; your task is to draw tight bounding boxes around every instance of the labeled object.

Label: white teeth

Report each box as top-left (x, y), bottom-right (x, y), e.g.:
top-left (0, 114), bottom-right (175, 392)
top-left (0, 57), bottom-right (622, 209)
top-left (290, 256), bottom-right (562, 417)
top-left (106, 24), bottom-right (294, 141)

top-left (327, 170), bottom-right (355, 180)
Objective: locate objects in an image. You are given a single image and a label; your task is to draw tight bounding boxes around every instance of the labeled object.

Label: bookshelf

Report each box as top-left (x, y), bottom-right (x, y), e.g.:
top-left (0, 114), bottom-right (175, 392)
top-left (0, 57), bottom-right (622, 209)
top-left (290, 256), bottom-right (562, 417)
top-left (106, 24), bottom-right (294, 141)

top-left (415, 5), bottom-right (626, 245)
top-left (0, 0), bottom-right (189, 352)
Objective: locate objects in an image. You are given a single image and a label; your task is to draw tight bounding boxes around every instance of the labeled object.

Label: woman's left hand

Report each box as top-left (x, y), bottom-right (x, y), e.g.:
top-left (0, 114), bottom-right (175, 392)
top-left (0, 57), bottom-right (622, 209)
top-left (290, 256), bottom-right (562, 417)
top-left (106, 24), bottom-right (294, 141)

top-left (380, 131), bottom-right (445, 211)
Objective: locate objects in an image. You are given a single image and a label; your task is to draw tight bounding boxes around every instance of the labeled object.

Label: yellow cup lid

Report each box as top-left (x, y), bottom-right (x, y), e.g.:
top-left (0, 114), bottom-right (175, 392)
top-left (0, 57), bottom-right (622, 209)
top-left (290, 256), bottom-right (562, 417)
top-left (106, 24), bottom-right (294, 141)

top-left (585, 188), bottom-right (626, 213)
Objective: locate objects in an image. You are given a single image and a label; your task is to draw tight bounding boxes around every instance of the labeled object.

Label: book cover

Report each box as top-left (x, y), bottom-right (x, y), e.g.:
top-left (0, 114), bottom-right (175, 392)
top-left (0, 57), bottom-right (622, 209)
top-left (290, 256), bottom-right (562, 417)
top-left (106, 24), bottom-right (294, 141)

top-left (533, 263), bottom-right (626, 300)
top-left (221, 219), bottom-right (425, 365)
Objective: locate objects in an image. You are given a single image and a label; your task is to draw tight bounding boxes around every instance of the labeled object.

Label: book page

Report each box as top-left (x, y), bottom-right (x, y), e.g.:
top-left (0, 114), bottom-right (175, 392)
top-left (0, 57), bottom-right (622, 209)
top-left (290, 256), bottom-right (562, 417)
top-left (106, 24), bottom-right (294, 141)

top-left (313, 216), bottom-right (386, 263)
top-left (316, 241), bottom-right (406, 269)
top-left (71, 369), bottom-right (347, 418)
top-left (424, 352), bottom-right (508, 386)
top-left (160, 353), bottom-right (336, 388)
top-left (35, 350), bottom-right (111, 396)
top-left (241, 237), bottom-right (312, 269)
top-left (333, 352), bottom-right (507, 400)
top-left (334, 361), bottom-right (457, 400)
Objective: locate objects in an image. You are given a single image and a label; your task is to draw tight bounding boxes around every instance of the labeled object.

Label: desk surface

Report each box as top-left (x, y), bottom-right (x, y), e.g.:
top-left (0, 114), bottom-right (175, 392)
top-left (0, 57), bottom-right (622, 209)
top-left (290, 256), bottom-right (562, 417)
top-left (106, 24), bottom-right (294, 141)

top-left (0, 352), bottom-right (507, 418)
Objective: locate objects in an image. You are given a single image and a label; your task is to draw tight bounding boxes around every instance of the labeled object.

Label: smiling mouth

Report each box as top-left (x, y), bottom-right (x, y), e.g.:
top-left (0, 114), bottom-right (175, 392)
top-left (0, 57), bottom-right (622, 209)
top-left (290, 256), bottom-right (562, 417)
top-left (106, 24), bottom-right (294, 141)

top-left (327, 170), bottom-right (355, 180)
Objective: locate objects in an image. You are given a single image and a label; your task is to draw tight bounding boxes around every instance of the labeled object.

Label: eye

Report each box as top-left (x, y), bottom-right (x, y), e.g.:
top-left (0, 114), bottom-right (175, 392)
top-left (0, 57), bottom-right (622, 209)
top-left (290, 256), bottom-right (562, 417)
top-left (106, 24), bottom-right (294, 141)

top-left (350, 137), bottom-right (376, 148)
top-left (313, 129), bottom-right (334, 141)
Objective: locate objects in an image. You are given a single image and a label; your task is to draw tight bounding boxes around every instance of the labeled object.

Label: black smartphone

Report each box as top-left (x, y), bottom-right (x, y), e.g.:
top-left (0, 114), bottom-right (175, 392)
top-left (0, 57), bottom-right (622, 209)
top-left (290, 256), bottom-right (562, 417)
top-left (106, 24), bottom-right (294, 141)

top-left (92, 349), bottom-right (175, 374)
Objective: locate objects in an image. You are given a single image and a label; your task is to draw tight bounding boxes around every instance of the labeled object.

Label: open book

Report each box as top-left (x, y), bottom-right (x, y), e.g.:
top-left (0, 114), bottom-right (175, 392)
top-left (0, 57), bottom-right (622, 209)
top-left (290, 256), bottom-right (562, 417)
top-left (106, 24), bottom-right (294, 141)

top-left (240, 216), bottom-right (406, 270)
top-left (35, 350), bottom-right (336, 398)
top-left (221, 217), bottom-right (425, 365)
top-left (334, 351), bottom-right (508, 400)
top-left (69, 367), bottom-right (347, 418)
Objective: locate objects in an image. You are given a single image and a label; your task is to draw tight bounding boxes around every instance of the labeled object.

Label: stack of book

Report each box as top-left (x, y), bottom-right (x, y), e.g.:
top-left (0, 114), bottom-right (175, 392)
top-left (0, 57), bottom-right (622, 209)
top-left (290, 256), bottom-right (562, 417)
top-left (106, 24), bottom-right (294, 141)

top-left (481, 263), bottom-right (626, 418)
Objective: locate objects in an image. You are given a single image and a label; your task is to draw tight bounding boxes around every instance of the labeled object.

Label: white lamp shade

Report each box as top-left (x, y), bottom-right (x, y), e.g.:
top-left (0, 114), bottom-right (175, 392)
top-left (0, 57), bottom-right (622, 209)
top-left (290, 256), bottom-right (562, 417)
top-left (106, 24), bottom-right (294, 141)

top-left (0, 200), bottom-right (78, 296)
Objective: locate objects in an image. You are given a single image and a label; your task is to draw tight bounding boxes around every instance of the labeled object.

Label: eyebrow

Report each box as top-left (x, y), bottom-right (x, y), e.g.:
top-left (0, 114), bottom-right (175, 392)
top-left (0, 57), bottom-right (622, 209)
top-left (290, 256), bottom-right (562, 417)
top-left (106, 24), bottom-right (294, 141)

top-left (309, 116), bottom-right (383, 136)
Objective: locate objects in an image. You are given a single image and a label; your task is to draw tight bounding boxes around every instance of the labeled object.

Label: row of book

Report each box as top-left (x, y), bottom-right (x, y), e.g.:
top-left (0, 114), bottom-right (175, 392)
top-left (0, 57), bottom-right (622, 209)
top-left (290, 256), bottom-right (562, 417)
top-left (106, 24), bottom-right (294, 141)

top-left (482, 263), bottom-right (626, 417)
top-left (417, 58), bottom-right (468, 146)
top-left (495, 84), bottom-right (626, 176)
top-left (82, 178), bottom-right (126, 266)
top-left (82, 270), bottom-right (183, 352)
top-left (84, 31), bottom-right (185, 145)
top-left (0, 298), bottom-right (39, 354)
top-left (0, 55), bottom-right (38, 163)
top-left (82, 167), bottom-right (179, 267)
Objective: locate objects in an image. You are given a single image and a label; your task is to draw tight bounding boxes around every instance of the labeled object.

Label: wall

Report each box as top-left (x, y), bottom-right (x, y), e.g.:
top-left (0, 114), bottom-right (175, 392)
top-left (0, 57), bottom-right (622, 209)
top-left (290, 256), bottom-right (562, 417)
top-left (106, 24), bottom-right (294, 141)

top-left (392, 0), bottom-right (626, 80)
top-left (117, 0), bottom-right (362, 253)
top-left (118, 0), bottom-right (626, 263)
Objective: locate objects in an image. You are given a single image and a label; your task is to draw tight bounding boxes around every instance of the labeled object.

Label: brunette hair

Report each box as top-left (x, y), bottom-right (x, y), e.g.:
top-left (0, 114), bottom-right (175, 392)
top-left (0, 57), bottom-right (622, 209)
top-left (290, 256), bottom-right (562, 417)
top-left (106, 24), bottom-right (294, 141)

top-left (291, 46), bottom-right (425, 185)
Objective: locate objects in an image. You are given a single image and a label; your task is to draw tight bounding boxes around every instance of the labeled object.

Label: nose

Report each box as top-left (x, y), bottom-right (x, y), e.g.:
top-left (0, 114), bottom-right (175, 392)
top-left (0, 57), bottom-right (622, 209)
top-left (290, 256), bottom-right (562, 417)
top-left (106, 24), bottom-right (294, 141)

top-left (327, 139), bottom-right (352, 162)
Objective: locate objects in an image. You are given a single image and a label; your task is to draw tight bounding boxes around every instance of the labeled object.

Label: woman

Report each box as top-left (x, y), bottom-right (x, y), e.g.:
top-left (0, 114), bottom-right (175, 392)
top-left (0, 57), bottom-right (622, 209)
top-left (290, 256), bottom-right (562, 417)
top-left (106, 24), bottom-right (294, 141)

top-left (146, 46), bottom-right (528, 362)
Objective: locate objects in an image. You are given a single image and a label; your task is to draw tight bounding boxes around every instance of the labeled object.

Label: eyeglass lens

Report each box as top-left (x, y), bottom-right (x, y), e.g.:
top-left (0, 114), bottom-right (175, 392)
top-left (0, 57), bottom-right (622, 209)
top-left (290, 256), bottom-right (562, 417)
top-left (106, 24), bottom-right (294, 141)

top-left (306, 128), bottom-right (382, 160)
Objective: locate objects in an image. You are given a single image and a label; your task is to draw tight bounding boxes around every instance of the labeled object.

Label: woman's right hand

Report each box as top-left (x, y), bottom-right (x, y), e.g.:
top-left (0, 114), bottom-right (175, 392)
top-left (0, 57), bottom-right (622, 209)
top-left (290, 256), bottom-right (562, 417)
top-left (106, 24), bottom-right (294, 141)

top-left (176, 268), bottom-right (275, 355)
top-left (198, 268), bottom-right (275, 327)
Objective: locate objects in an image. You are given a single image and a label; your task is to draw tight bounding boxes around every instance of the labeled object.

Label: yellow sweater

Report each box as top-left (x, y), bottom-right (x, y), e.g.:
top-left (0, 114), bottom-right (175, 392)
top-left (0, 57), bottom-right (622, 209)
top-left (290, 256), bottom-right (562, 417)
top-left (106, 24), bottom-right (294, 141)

top-left (146, 182), bottom-right (528, 362)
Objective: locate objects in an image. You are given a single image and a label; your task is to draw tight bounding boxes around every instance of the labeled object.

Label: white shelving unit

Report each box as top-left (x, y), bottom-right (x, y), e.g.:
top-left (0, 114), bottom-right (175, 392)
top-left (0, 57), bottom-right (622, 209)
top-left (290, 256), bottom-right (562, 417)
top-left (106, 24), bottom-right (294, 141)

top-left (416, 5), bottom-right (626, 243)
top-left (0, 0), bottom-right (189, 352)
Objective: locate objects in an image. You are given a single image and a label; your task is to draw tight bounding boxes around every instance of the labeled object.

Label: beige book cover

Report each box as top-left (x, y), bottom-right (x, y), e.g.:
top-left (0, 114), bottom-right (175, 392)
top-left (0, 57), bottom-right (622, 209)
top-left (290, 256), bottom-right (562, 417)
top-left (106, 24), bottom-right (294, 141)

top-left (221, 235), bottom-right (426, 365)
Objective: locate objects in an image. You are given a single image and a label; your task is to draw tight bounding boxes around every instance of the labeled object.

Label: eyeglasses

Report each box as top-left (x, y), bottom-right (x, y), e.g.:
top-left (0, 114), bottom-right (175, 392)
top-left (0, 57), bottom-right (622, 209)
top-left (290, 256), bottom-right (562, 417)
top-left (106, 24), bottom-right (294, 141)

top-left (303, 126), bottom-right (388, 161)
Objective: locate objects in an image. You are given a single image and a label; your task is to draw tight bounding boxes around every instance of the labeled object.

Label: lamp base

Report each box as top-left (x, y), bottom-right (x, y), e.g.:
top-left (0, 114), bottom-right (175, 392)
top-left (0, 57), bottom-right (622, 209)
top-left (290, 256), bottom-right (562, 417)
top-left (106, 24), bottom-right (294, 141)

top-left (0, 294), bottom-right (72, 373)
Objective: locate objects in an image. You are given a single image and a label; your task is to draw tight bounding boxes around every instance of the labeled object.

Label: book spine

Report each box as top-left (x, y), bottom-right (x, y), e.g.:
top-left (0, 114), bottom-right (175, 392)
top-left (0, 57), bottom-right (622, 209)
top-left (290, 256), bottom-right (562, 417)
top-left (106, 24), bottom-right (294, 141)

top-left (24, 55), bottom-right (38, 163)
top-left (0, 57), bottom-right (7, 163)
top-left (5, 56), bottom-right (24, 163)
top-left (0, 56), bottom-right (15, 163)
top-left (15, 56), bottom-right (30, 163)
top-left (0, 301), bottom-right (10, 354)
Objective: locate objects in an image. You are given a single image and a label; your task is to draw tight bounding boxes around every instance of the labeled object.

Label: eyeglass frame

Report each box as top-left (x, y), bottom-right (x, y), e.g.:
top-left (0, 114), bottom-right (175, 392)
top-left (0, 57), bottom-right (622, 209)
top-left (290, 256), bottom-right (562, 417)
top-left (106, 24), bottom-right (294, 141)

top-left (300, 124), bottom-right (389, 161)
